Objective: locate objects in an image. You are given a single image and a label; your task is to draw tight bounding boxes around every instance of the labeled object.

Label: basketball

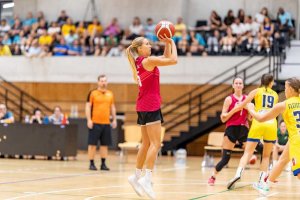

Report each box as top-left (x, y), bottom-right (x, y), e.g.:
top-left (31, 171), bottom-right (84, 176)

top-left (249, 155), bottom-right (257, 165)
top-left (155, 21), bottom-right (175, 39)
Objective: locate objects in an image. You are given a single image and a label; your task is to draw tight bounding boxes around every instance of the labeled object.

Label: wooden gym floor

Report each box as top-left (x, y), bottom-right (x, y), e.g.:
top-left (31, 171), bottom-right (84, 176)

top-left (0, 152), bottom-right (299, 200)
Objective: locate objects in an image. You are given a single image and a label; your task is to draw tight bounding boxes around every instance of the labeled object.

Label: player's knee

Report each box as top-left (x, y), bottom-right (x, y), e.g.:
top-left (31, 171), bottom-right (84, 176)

top-left (215, 150), bottom-right (232, 172)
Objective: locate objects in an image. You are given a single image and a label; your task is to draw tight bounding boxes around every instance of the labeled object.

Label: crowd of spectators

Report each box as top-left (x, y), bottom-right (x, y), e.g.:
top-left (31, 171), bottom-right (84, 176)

top-left (0, 7), bottom-right (295, 57)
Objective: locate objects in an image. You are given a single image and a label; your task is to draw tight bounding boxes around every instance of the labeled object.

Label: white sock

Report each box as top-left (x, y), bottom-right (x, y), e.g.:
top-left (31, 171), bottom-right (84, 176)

top-left (258, 171), bottom-right (268, 183)
top-left (135, 168), bottom-right (142, 179)
top-left (145, 169), bottom-right (152, 181)
top-left (235, 167), bottom-right (244, 178)
top-left (212, 171), bottom-right (216, 178)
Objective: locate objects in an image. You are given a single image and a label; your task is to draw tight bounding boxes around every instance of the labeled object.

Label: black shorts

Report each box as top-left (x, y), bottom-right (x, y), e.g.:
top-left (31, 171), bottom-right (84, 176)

top-left (88, 124), bottom-right (112, 146)
top-left (225, 125), bottom-right (248, 144)
top-left (137, 109), bottom-right (164, 126)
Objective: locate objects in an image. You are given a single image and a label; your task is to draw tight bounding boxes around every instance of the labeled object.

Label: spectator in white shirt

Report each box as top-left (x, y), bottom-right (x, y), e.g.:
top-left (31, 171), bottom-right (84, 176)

top-left (255, 7), bottom-right (269, 24)
top-left (231, 18), bottom-right (246, 36)
top-left (0, 19), bottom-right (11, 36)
top-left (244, 16), bottom-right (260, 36)
top-left (127, 17), bottom-right (144, 40)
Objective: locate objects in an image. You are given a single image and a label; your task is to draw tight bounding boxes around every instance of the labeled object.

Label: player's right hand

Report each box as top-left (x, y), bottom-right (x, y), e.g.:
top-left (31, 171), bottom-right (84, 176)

top-left (87, 120), bottom-right (93, 129)
top-left (158, 35), bottom-right (173, 43)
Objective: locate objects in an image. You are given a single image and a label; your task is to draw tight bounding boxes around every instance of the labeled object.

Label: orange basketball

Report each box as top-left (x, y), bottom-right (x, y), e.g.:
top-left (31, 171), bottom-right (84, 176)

top-left (249, 155), bottom-right (257, 165)
top-left (155, 21), bottom-right (175, 39)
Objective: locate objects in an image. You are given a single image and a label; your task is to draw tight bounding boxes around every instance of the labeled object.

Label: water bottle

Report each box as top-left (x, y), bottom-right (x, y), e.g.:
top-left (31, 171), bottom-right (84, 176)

top-left (175, 148), bottom-right (187, 167)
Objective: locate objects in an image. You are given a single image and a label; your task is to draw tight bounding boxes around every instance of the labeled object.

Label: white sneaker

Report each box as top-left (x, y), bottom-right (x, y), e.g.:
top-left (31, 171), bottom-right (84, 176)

top-left (138, 176), bottom-right (156, 199)
top-left (227, 176), bottom-right (241, 190)
top-left (253, 182), bottom-right (270, 196)
top-left (128, 175), bottom-right (144, 197)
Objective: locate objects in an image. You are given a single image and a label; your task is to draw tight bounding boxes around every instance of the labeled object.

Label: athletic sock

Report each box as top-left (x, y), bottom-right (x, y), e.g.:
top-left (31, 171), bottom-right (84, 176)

top-left (135, 168), bottom-right (142, 179)
top-left (145, 169), bottom-right (152, 182)
top-left (235, 167), bottom-right (244, 178)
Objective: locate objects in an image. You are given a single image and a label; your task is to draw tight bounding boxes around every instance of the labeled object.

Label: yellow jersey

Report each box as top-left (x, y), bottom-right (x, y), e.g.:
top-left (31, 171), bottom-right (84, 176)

top-left (254, 87), bottom-right (278, 112)
top-left (282, 96), bottom-right (300, 139)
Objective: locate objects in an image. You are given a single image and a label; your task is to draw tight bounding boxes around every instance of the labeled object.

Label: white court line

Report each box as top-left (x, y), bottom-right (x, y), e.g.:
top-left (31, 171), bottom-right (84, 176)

top-left (255, 192), bottom-right (279, 200)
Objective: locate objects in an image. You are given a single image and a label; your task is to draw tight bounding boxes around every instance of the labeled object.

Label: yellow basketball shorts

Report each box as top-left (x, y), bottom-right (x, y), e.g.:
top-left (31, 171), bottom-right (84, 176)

top-left (247, 119), bottom-right (277, 143)
top-left (290, 135), bottom-right (300, 176)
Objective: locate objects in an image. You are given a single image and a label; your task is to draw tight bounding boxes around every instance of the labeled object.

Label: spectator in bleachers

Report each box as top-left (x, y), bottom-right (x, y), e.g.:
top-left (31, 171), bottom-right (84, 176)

top-left (189, 31), bottom-right (207, 56)
top-left (127, 16), bottom-right (144, 40)
top-left (30, 108), bottom-right (43, 124)
top-left (87, 17), bottom-right (103, 37)
top-left (76, 21), bottom-right (87, 36)
top-left (2, 33), bottom-right (12, 46)
top-left (173, 17), bottom-right (187, 43)
top-left (68, 39), bottom-right (82, 56)
top-left (231, 18), bottom-right (246, 36)
top-left (0, 19), bottom-right (11, 36)
top-left (10, 18), bottom-right (22, 38)
top-left (65, 29), bottom-right (78, 45)
top-left (277, 7), bottom-right (294, 36)
top-left (25, 39), bottom-right (42, 58)
top-left (177, 29), bottom-right (189, 56)
top-left (107, 44), bottom-right (124, 57)
top-left (224, 10), bottom-right (235, 27)
top-left (0, 104), bottom-right (14, 123)
top-left (260, 17), bottom-right (274, 38)
top-left (253, 32), bottom-right (269, 53)
top-left (49, 106), bottom-right (69, 125)
top-left (244, 16), bottom-right (260, 36)
top-left (220, 27), bottom-right (236, 53)
top-left (53, 37), bottom-right (68, 56)
top-left (255, 7), bottom-right (269, 24)
top-left (23, 12), bottom-right (37, 27)
top-left (272, 120), bottom-right (288, 167)
top-left (57, 10), bottom-right (69, 26)
top-left (62, 18), bottom-right (76, 36)
top-left (209, 10), bottom-right (225, 31)
top-left (144, 18), bottom-right (157, 42)
top-left (237, 9), bottom-right (246, 23)
top-left (38, 29), bottom-right (53, 46)
top-left (207, 30), bottom-right (221, 54)
top-left (36, 18), bottom-right (48, 35)
top-left (36, 11), bottom-right (45, 22)
top-left (48, 21), bottom-right (61, 35)
top-left (103, 18), bottom-right (121, 38)
top-left (0, 43), bottom-right (12, 56)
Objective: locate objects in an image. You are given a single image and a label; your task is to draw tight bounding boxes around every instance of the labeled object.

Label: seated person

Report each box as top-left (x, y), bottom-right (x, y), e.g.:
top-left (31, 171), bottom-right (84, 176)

top-left (272, 120), bottom-right (288, 166)
top-left (48, 106), bottom-right (69, 125)
top-left (30, 108), bottom-right (43, 124)
top-left (0, 104), bottom-right (14, 123)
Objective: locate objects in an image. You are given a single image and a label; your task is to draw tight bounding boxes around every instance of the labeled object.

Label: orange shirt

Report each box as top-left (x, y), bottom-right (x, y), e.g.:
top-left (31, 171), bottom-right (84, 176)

top-left (87, 89), bottom-right (114, 124)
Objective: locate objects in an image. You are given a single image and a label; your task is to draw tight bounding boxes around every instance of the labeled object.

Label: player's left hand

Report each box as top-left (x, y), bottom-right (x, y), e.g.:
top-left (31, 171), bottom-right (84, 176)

top-left (111, 119), bottom-right (117, 129)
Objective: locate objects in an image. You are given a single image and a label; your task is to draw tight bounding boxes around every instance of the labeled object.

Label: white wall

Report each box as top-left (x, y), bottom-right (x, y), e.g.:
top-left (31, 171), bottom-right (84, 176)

top-left (14, 0), bottom-right (298, 28)
top-left (0, 56), bottom-right (265, 84)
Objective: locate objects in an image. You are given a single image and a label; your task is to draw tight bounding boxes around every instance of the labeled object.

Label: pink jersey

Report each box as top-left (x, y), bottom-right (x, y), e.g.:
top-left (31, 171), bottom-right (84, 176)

top-left (135, 56), bottom-right (161, 112)
top-left (226, 94), bottom-right (249, 128)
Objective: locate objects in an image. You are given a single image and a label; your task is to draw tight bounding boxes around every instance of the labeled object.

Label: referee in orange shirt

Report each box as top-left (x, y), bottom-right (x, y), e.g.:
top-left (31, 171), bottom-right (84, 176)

top-left (86, 74), bottom-right (117, 171)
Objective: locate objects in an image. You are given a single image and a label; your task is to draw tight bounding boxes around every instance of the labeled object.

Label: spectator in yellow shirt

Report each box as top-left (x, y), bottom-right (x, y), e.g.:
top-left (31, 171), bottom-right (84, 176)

top-left (87, 17), bottom-right (103, 36)
top-left (62, 18), bottom-right (76, 36)
top-left (0, 43), bottom-right (12, 56)
top-left (174, 17), bottom-right (187, 43)
top-left (39, 29), bottom-right (53, 45)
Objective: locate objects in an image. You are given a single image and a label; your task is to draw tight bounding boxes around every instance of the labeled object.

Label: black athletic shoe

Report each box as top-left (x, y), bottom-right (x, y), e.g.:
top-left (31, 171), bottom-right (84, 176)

top-left (100, 164), bottom-right (110, 171)
top-left (89, 164), bottom-right (97, 171)
top-left (227, 176), bottom-right (241, 190)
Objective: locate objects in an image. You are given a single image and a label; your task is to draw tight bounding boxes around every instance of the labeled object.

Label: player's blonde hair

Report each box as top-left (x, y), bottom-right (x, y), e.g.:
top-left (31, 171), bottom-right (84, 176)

top-left (286, 77), bottom-right (300, 93)
top-left (126, 37), bottom-right (145, 83)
